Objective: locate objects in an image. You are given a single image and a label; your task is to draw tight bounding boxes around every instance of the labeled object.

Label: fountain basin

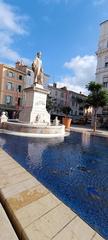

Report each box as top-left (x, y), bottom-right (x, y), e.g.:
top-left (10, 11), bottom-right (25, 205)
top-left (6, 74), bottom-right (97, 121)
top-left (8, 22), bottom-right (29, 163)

top-left (0, 121), bottom-right (66, 138)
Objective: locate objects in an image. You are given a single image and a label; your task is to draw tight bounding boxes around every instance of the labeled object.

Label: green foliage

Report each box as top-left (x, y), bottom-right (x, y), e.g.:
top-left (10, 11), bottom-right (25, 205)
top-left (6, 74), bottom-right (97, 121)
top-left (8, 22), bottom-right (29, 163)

top-left (86, 81), bottom-right (108, 131)
top-left (76, 97), bottom-right (84, 104)
top-left (46, 95), bottom-right (54, 112)
top-left (86, 81), bottom-right (108, 109)
top-left (62, 106), bottom-right (71, 115)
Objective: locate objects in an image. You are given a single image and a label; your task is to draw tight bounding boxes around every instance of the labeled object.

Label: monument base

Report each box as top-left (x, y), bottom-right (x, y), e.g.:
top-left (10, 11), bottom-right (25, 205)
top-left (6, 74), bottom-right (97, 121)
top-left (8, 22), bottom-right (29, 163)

top-left (19, 84), bottom-right (50, 125)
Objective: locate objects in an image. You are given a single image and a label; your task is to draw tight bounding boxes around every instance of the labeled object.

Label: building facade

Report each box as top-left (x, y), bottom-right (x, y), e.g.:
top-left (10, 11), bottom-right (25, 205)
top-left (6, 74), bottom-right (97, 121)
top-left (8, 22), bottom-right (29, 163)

top-left (96, 20), bottom-right (108, 119)
top-left (96, 20), bottom-right (108, 88)
top-left (0, 64), bottom-right (26, 118)
top-left (15, 61), bottom-right (34, 88)
top-left (15, 61), bottom-right (49, 89)
top-left (0, 61), bottom-right (50, 118)
top-left (48, 83), bottom-right (87, 120)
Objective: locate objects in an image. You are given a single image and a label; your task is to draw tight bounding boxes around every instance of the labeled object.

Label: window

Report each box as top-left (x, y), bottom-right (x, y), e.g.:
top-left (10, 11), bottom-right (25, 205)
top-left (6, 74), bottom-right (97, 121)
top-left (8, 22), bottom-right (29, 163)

top-left (105, 57), bottom-right (108, 68)
top-left (103, 77), bottom-right (108, 88)
top-left (18, 98), bottom-right (21, 106)
top-left (5, 96), bottom-right (12, 104)
top-left (105, 62), bottom-right (108, 68)
top-left (7, 82), bottom-right (13, 90)
top-left (55, 91), bottom-right (58, 96)
top-left (19, 75), bottom-right (23, 80)
top-left (17, 85), bottom-right (22, 92)
top-left (61, 92), bottom-right (64, 98)
top-left (8, 71), bottom-right (15, 78)
top-left (71, 110), bottom-right (73, 115)
top-left (103, 82), bottom-right (108, 88)
top-left (79, 106), bottom-right (83, 111)
top-left (60, 100), bottom-right (64, 106)
top-left (27, 70), bottom-right (31, 76)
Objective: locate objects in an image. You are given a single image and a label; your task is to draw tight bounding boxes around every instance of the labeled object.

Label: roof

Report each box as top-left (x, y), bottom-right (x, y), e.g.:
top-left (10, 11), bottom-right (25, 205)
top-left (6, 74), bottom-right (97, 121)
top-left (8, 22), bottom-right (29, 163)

top-left (48, 85), bottom-right (87, 97)
top-left (1, 64), bottom-right (26, 75)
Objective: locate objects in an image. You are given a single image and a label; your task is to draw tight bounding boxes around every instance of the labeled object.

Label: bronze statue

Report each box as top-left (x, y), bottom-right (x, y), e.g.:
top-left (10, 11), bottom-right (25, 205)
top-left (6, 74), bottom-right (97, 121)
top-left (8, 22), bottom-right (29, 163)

top-left (32, 52), bottom-right (43, 85)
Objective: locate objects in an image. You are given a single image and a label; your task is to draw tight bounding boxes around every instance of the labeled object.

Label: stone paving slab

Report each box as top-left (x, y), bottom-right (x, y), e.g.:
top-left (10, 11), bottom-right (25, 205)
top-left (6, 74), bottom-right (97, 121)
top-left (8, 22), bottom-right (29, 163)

top-left (23, 203), bottom-right (76, 240)
top-left (93, 234), bottom-right (104, 240)
top-left (70, 126), bottom-right (108, 138)
top-left (52, 217), bottom-right (96, 240)
top-left (16, 193), bottom-right (61, 228)
top-left (6, 184), bottom-right (49, 211)
top-left (0, 203), bottom-right (18, 240)
top-left (0, 148), bottom-right (105, 240)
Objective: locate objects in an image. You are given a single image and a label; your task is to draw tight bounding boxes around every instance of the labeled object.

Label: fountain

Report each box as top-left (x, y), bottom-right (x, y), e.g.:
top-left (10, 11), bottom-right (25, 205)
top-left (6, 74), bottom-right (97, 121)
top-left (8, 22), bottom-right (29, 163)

top-left (0, 52), bottom-right (65, 138)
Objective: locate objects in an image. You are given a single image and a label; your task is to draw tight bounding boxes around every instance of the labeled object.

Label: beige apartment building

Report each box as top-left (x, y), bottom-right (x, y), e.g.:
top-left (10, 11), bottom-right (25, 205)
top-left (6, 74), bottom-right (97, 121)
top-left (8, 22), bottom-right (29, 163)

top-left (15, 61), bottom-right (34, 88)
top-left (0, 63), bottom-right (26, 118)
top-left (0, 61), bottom-right (49, 119)
top-left (15, 61), bottom-right (49, 89)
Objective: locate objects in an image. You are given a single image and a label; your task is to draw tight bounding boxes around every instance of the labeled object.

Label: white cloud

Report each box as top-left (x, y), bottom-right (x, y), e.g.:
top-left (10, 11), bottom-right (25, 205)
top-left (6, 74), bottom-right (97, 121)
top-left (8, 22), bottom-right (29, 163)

top-left (0, 0), bottom-right (31, 65)
top-left (0, 0), bottom-right (27, 34)
top-left (56, 55), bottom-right (97, 94)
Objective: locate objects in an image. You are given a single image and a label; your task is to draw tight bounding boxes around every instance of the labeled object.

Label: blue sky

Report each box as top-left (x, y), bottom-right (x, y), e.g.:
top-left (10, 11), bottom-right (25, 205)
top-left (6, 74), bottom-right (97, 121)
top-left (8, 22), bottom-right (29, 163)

top-left (0, 0), bottom-right (108, 93)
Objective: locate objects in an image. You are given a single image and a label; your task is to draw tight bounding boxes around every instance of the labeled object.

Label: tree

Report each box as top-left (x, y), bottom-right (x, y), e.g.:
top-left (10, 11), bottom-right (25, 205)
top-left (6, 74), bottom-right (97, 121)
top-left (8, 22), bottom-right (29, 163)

top-left (62, 106), bottom-right (71, 115)
top-left (46, 95), bottom-right (57, 113)
top-left (46, 95), bottom-right (54, 112)
top-left (86, 81), bottom-right (108, 131)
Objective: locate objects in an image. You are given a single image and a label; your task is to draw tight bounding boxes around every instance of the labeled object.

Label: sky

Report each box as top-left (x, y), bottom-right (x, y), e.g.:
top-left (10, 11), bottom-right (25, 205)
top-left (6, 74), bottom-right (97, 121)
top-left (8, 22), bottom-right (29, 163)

top-left (0, 0), bottom-right (108, 94)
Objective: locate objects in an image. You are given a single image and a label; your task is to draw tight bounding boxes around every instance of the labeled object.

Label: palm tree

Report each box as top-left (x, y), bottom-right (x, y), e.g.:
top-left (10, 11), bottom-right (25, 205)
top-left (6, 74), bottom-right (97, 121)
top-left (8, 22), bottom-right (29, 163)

top-left (86, 81), bottom-right (108, 131)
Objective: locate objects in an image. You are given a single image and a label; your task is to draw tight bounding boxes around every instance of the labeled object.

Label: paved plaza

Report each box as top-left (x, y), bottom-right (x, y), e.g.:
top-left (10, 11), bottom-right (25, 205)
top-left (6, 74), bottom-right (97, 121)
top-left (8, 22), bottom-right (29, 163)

top-left (71, 125), bottom-right (108, 138)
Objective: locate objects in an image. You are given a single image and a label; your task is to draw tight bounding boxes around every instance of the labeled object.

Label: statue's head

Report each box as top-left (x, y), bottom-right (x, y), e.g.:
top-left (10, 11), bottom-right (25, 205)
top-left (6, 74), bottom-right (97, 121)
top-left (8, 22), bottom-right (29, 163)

top-left (37, 52), bottom-right (42, 58)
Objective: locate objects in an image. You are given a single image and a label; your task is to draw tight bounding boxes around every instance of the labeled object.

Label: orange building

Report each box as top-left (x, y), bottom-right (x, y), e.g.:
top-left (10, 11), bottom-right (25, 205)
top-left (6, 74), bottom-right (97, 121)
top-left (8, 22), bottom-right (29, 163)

top-left (0, 64), bottom-right (26, 118)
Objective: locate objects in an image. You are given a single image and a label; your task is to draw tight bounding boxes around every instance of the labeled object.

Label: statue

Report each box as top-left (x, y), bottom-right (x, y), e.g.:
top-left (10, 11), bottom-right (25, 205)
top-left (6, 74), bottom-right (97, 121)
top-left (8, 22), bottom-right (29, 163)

top-left (0, 112), bottom-right (8, 123)
top-left (32, 52), bottom-right (44, 85)
top-left (53, 117), bottom-right (60, 126)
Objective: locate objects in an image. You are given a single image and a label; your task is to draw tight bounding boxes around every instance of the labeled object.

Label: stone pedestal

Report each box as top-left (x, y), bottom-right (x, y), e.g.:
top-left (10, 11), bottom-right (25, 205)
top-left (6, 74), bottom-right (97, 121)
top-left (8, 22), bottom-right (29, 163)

top-left (19, 84), bottom-right (50, 124)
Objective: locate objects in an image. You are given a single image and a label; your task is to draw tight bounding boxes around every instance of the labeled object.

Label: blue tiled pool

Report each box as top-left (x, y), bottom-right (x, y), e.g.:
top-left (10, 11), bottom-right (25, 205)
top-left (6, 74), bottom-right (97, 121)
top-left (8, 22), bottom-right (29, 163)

top-left (0, 131), bottom-right (108, 239)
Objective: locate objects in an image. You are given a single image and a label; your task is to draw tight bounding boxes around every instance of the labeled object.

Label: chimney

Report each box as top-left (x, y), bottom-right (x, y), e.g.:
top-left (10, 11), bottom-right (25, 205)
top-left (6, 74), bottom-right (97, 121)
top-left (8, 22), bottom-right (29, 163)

top-left (15, 60), bottom-right (27, 73)
top-left (53, 83), bottom-right (57, 88)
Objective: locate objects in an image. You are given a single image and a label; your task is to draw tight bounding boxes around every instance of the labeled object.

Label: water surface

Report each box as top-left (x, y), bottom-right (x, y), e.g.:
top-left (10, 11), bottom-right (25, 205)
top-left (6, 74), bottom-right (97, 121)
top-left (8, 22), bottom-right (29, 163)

top-left (0, 132), bottom-right (108, 239)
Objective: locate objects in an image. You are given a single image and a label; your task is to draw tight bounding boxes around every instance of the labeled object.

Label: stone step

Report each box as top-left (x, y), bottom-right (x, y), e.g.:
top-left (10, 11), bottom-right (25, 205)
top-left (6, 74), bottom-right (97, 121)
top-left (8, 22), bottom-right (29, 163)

top-left (0, 203), bottom-right (18, 240)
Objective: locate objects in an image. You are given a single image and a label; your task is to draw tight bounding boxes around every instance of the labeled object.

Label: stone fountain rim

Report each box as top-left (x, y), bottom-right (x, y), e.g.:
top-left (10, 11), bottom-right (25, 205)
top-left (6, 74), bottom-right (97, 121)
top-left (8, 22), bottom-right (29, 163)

top-left (6, 121), bottom-right (64, 129)
top-left (0, 129), bottom-right (69, 138)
